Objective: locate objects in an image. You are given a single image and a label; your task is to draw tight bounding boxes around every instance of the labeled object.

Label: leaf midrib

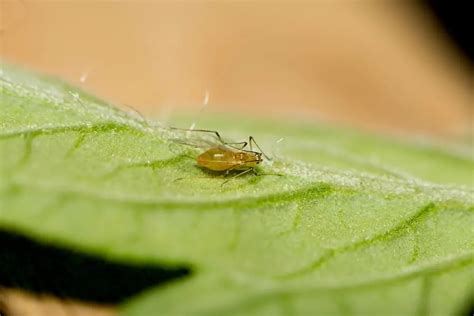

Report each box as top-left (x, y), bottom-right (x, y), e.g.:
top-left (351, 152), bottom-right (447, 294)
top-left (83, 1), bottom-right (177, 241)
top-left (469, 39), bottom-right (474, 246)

top-left (2, 123), bottom-right (472, 198)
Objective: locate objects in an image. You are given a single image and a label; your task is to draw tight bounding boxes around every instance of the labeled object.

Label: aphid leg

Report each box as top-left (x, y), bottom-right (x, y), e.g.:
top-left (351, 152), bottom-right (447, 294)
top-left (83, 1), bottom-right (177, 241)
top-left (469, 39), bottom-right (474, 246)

top-left (221, 168), bottom-right (255, 186)
top-left (171, 139), bottom-right (206, 149)
top-left (249, 136), bottom-right (272, 160)
top-left (224, 141), bottom-right (248, 150)
top-left (170, 127), bottom-right (223, 142)
top-left (169, 127), bottom-right (248, 150)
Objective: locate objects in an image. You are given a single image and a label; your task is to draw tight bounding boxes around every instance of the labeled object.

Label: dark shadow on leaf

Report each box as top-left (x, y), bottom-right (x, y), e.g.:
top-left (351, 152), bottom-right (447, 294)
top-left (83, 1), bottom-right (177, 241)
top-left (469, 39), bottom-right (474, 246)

top-left (459, 293), bottom-right (474, 316)
top-left (0, 230), bottom-right (190, 304)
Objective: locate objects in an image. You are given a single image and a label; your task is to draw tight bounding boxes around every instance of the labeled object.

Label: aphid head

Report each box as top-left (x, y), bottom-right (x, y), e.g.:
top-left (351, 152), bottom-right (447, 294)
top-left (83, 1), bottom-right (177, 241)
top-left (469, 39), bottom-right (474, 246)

top-left (238, 151), bottom-right (263, 164)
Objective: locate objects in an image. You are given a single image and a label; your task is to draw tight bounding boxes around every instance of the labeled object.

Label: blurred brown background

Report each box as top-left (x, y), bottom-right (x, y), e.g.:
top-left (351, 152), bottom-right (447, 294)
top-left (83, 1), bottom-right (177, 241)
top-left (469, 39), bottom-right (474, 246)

top-left (1, 0), bottom-right (473, 138)
top-left (0, 1), bottom-right (473, 315)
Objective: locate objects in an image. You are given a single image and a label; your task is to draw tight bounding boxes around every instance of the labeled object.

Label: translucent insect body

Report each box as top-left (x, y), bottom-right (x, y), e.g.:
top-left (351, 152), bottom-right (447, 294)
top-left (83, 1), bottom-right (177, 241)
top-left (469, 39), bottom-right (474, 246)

top-left (197, 144), bottom-right (262, 171)
top-left (170, 128), bottom-right (270, 183)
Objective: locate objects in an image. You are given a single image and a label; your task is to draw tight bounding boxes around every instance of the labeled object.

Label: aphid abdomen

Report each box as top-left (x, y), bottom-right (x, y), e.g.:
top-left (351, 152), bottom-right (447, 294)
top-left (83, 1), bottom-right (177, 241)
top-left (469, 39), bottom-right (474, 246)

top-left (196, 148), bottom-right (239, 171)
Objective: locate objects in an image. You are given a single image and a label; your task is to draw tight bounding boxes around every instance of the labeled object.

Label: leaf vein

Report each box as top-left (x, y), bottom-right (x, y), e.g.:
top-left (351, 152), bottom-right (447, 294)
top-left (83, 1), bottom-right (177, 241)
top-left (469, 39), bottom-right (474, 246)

top-left (417, 276), bottom-right (432, 316)
top-left (202, 253), bottom-right (473, 315)
top-left (101, 154), bottom-right (190, 179)
top-left (277, 203), bottom-right (436, 279)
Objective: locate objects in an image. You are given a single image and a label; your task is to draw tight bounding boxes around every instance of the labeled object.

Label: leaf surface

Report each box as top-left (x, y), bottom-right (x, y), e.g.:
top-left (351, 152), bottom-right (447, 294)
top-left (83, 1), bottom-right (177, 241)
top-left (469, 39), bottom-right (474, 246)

top-left (1, 64), bottom-right (473, 315)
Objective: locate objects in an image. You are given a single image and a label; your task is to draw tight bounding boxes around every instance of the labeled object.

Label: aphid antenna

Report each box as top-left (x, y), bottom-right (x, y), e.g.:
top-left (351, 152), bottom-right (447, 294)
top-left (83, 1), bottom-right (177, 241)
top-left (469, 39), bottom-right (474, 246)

top-left (249, 136), bottom-right (272, 161)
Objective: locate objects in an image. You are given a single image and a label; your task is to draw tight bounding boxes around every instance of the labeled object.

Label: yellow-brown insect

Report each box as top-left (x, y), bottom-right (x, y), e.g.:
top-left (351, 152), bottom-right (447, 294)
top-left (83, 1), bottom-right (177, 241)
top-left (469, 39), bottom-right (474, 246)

top-left (67, 93), bottom-right (269, 184)
top-left (197, 140), bottom-right (263, 172)
top-left (170, 128), bottom-right (270, 182)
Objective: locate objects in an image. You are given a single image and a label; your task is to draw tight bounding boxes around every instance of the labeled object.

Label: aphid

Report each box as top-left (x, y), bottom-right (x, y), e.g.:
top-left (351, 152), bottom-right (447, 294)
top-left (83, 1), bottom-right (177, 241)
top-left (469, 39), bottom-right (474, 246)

top-left (70, 92), bottom-right (274, 184)
top-left (170, 128), bottom-right (271, 184)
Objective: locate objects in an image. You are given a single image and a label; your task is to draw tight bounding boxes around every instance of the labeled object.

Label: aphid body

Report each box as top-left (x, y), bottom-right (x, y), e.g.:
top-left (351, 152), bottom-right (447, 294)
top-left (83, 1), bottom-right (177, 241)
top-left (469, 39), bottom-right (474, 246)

top-left (169, 128), bottom-right (272, 183)
top-left (197, 146), bottom-right (263, 172)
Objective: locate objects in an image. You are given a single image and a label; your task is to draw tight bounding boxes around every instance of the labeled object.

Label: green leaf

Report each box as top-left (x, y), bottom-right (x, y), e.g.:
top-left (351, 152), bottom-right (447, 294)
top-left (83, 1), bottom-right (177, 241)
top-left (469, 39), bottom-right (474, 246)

top-left (1, 63), bottom-right (473, 315)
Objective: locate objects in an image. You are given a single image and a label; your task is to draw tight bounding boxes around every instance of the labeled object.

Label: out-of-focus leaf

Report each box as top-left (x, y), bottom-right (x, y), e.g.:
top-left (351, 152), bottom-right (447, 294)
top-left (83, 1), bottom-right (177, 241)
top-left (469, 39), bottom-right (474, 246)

top-left (0, 64), bottom-right (472, 315)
